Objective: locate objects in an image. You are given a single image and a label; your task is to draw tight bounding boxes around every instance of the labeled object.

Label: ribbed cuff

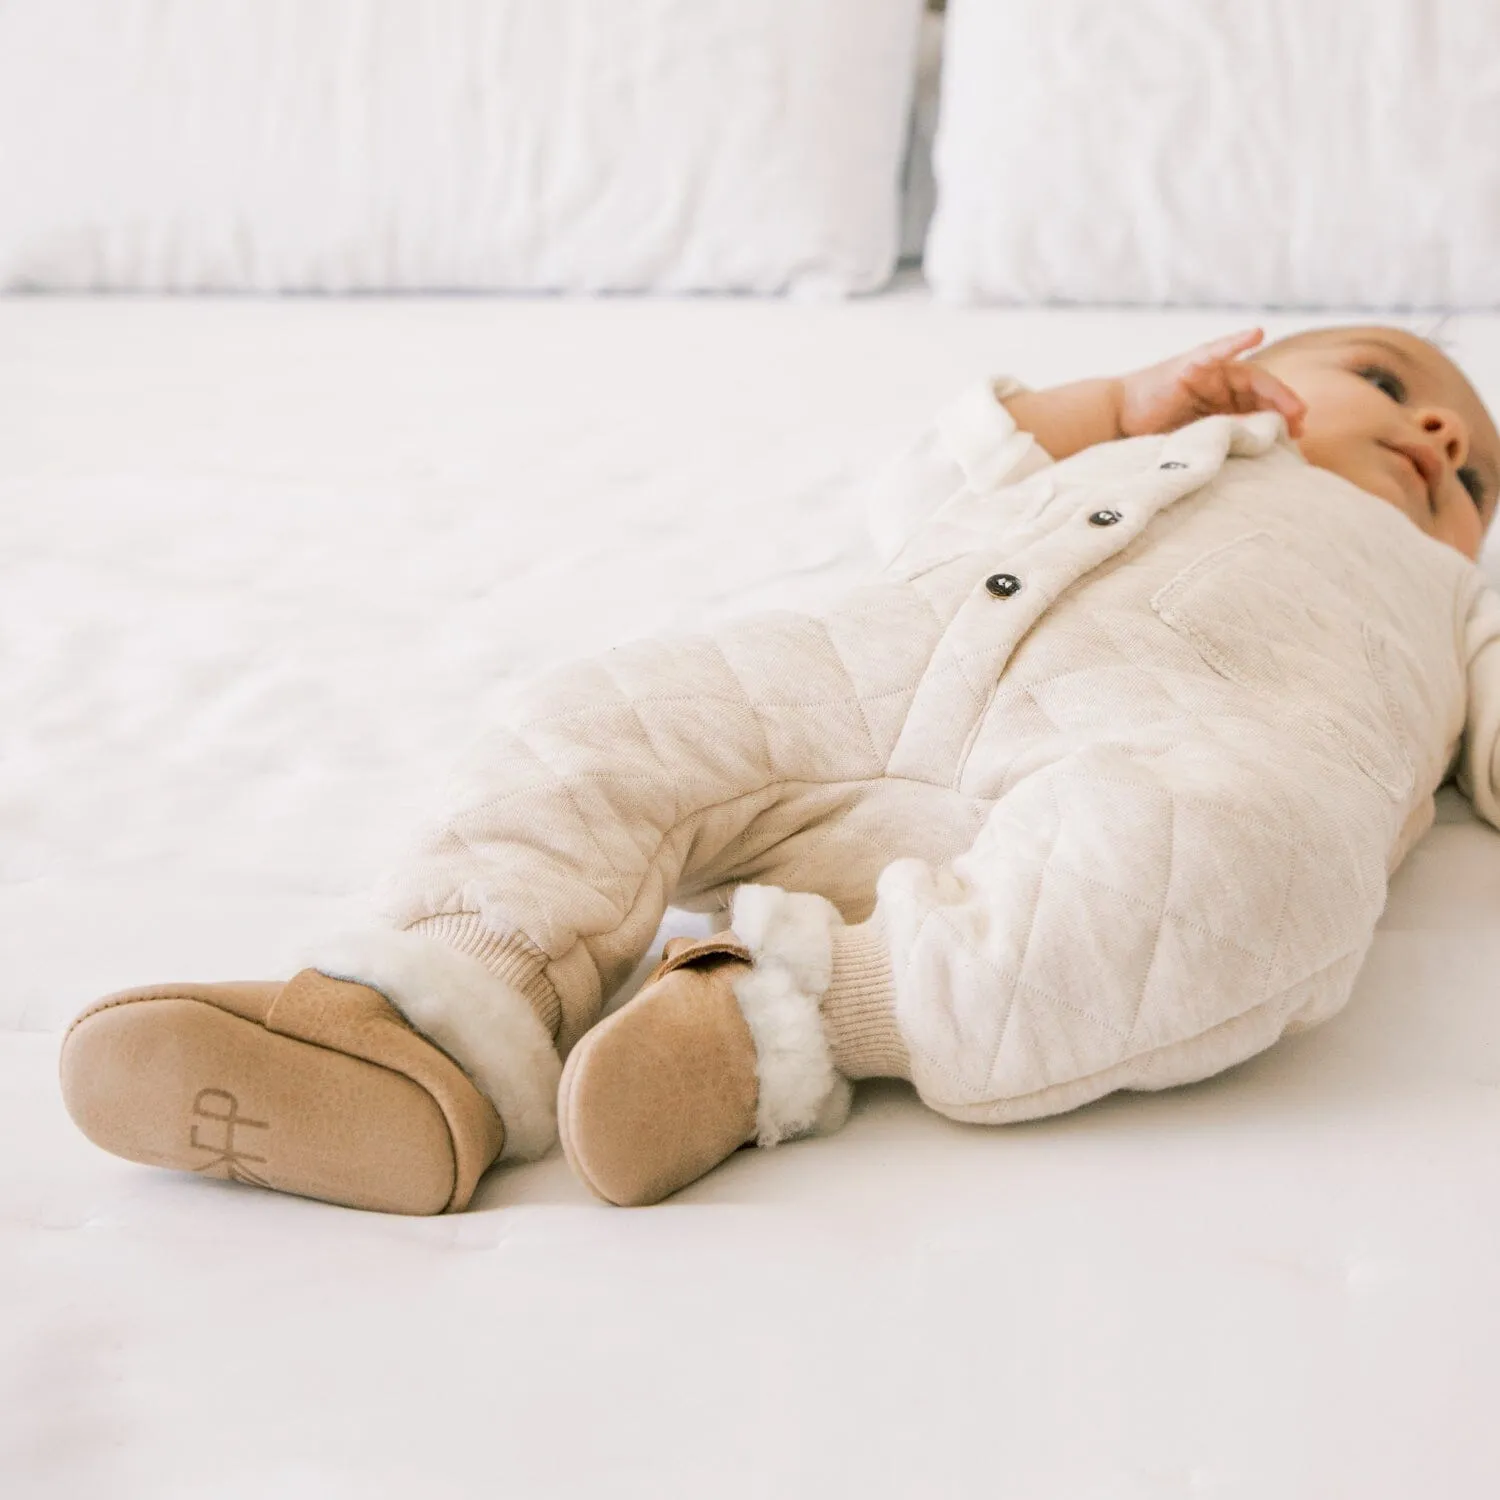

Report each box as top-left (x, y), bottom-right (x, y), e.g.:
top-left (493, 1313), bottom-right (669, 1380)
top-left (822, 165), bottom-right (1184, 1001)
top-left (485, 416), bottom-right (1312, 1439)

top-left (403, 913), bottom-right (562, 1039)
top-left (821, 916), bottom-right (908, 1080)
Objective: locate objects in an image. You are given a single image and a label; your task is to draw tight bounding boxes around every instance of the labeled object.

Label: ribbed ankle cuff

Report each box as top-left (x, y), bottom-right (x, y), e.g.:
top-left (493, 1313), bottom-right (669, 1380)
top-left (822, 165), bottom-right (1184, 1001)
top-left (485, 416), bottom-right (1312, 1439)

top-left (403, 913), bottom-right (562, 1039)
top-left (822, 916), bottom-right (908, 1080)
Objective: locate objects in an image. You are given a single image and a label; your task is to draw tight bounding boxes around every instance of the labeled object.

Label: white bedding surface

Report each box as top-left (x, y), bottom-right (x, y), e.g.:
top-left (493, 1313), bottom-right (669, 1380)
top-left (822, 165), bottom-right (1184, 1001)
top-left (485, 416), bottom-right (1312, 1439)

top-left (5, 286), bottom-right (1500, 1496)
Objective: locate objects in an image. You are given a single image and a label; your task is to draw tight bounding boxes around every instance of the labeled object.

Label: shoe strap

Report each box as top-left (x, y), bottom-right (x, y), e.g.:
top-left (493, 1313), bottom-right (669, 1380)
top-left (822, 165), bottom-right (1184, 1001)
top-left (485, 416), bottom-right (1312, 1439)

top-left (647, 934), bottom-right (751, 986)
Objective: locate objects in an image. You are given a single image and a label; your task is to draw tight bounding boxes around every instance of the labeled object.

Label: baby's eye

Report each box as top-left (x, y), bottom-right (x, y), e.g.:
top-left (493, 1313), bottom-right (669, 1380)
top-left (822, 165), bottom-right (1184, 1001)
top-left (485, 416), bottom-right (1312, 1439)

top-left (1358, 364), bottom-right (1407, 402)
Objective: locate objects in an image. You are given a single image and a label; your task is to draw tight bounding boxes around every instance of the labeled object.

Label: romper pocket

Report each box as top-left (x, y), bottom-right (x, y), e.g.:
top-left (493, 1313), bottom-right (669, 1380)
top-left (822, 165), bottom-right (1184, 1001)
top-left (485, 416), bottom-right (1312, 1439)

top-left (1151, 533), bottom-right (1415, 800)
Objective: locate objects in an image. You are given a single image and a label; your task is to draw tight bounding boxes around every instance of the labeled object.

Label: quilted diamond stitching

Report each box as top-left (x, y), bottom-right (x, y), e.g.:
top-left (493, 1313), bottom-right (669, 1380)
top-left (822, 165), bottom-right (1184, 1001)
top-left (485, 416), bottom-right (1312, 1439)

top-left (909, 570), bottom-right (998, 708)
top-left (805, 614), bottom-right (883, 771)
top-left (981, 756), bottom-right (1338, 1081)
top-left (516, 728), bottom-right (634, 903)
top-left (706, 635), bottom-right (777, 779)
top-left (1050, 764), bottom-right (1325, 862)
top-left (597, 654), bottom-right (687, 831)
top-left (979, 779), bottom-right (1064, 1086)
top-left (1259, 833), bottom-right (1298, 1001)
top-left (1055, 857), bottom-right (1273, 968)
top-left (1122, 789), bottom-right (1175, 1045)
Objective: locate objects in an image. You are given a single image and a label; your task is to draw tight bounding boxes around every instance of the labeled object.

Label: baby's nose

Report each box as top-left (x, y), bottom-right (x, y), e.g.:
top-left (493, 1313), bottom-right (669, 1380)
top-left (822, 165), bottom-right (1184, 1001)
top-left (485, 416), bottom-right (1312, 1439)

top-left (1420, 406), bottom-right (1470, 461)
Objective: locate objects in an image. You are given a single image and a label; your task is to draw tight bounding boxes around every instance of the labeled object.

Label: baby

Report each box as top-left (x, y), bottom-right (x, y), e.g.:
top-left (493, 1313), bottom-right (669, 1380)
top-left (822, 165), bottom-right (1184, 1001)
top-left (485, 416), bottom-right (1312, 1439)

top-left (59, 324), bottom-right (1500, 1214)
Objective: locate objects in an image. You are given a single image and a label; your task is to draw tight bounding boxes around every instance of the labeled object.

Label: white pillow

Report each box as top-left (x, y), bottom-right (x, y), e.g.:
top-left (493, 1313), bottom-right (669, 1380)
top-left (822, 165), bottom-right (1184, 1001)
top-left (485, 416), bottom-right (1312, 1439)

top-left (898, 9), bottom-right (946, 263)
top-left (926, 0), bottom-right (1500, 307)
top-left (0, 0), bottom-right (923, 295)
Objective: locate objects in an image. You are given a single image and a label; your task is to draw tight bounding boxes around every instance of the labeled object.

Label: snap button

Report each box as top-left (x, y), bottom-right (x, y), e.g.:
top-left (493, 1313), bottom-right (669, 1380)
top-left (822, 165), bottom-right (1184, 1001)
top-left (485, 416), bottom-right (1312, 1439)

top-left (985, 572), bottom-right (1022, 598)
top-left (1088, 509), bottom-right (1122, 527)
top-left (1159, 460), bottom-right (1187, 470)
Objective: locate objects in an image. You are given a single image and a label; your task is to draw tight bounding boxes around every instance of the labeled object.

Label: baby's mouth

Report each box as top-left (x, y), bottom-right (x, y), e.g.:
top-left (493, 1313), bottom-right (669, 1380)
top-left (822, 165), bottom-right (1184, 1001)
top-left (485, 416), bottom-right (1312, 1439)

top-left (1382, 444), bottom-right (1434, 512)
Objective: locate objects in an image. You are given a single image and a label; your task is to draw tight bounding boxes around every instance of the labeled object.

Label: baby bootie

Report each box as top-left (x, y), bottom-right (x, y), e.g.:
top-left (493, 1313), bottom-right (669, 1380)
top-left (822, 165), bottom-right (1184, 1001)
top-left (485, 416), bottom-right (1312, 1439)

top-left (60, 969), bottom-right (505, 1215)
top-left (557, 935), bottom-right (760, 1206)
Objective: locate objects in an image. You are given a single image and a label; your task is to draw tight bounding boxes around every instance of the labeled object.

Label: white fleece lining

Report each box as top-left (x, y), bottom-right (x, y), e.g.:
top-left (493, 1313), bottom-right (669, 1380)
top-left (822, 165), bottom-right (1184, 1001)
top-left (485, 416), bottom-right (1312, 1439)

top-left (728, 885), bottom-right (853, 1148)
top-left (297, 927), bottom-right (561, 1163)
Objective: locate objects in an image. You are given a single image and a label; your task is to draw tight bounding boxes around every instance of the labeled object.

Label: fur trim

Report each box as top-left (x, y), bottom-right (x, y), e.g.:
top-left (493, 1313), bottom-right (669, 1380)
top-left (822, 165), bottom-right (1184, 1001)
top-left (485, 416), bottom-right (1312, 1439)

top-left (297, 927), bottom-right (561, 1162)
top-left (728, 885), bottom-right (853, 1148)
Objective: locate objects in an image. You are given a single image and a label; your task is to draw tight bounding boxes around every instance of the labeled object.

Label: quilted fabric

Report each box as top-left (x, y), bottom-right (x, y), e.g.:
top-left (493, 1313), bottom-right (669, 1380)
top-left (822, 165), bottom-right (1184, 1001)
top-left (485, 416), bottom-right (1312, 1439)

top-left (370, 385), bottom-right (1497, 1121)
top-left (926, 0), bottom-right (1500, 308)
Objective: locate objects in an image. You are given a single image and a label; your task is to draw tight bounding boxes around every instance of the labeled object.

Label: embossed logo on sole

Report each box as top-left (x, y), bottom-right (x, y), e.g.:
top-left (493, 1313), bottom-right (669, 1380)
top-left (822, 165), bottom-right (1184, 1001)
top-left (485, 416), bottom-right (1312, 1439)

top-left (189, 1087), bottom-right (270, 1187)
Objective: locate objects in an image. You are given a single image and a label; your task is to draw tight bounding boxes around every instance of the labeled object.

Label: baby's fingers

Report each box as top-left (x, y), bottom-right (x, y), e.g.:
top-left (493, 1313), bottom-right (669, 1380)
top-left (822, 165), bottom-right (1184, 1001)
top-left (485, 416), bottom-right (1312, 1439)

top-left (1179, 357), bottom-right (1305, 436)
top-left (1230, 363), bottom-right (1307, 435)
top-left (1180, 356), bottom-right (1237, 413)
top-left (1198, 327), bottom-right (1264, 362)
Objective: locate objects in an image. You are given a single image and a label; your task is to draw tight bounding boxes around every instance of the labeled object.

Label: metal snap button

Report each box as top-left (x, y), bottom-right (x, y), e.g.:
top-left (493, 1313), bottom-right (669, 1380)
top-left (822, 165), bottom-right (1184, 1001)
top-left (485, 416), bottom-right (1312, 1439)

top-left (1088, 509), bottom-right (1122, 526)
top-left (1159, 460), bottom-right (1187, 470)
top-left (985, 572), bottom-right (1022, 598)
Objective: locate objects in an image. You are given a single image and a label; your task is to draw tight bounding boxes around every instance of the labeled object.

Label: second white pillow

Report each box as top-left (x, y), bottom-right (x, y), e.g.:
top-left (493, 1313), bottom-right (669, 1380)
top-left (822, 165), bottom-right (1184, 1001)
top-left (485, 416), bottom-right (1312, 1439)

top-left (926, 0), bottom-right (1500, 308)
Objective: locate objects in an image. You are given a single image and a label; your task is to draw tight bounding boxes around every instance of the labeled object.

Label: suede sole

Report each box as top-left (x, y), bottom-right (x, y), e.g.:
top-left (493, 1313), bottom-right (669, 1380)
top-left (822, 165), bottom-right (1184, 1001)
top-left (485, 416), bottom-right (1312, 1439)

top-left (557, 945), bottom-right (759, 1207)
top-left (61, 995), bottom-right (464, 1215)
top-left (556, 1043), bottom-right (610, 1205)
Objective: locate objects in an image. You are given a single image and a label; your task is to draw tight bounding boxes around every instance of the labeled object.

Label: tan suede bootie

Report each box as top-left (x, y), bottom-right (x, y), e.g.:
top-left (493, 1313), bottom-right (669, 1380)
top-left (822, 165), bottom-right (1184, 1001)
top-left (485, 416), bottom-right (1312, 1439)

top-left (60, 969), bottom-right (505, 1215)
top-left (557, 935), bottom-right (760, 1206)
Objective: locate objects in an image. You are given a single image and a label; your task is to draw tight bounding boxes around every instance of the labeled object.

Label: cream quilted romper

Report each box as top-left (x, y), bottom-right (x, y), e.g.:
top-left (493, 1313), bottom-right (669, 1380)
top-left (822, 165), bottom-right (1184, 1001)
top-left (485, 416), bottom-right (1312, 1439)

top-left (307, 379), bottom-right (1500, 1160)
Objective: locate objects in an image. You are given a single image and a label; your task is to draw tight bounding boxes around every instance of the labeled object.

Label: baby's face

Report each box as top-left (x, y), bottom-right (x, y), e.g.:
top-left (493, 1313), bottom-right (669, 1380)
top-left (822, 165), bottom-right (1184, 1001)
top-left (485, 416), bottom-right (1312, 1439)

top-left (1250, 326), bottom-right (1500, 561)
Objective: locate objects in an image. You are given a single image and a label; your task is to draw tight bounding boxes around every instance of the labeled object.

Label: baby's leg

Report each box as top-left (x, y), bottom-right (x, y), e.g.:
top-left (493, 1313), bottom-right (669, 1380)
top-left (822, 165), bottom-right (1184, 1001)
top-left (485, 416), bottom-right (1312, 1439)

top-left (558, 739), bottom-right (1398, 1202)
top-left (60, 613), bottom-right (905, 1211)
top-left (855, 743), bottom-right (1394, 1128)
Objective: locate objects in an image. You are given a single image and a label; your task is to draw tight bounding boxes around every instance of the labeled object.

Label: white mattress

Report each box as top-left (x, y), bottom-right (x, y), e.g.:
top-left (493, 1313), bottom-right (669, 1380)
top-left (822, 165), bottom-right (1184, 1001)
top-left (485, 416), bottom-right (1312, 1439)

top-left (5, 285), bottom-right (1500, 1496)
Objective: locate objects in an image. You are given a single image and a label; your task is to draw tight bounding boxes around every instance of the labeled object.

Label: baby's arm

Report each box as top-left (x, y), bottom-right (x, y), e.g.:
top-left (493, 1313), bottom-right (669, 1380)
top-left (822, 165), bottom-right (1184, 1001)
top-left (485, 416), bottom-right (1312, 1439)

top-left (997, 377), bottom-right (1123, 462)
top-left (1003, 326), bottom-right (1307, 461)
top-left (866, 330), bottom-right (1304, 569)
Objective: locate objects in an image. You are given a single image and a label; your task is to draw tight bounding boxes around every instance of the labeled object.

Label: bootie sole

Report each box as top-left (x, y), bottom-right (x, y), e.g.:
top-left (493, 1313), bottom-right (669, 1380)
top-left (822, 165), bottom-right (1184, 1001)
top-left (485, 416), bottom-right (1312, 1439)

top-left (62, 991), bottom-right (472, 1215)
top-left (557, 946), bottom-right (759, 1207)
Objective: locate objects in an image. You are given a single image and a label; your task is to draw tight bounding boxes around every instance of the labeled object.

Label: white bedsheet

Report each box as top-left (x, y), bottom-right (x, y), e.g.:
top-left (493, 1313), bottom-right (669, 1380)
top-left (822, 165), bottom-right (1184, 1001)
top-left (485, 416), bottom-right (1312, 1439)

top-left (5, 287), bottom-right (1500, 1496)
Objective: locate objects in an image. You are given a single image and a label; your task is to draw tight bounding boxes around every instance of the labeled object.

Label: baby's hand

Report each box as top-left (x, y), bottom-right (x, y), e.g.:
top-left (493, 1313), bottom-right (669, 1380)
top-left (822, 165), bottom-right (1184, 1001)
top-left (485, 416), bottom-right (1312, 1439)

top-left (1114, 328), bottom-right (1307, 440)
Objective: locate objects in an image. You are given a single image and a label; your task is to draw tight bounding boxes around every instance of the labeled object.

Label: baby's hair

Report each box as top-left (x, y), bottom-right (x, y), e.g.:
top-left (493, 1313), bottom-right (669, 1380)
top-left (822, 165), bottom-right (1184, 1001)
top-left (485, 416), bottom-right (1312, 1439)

top-left (1252, 317), bottom-right (1454, 362)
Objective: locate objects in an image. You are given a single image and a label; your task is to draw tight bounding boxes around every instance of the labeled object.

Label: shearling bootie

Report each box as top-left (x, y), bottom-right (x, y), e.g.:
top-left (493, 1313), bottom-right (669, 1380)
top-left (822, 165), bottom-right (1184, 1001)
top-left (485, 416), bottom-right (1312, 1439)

top-left (557, 935), bottom-right (760, 1206)
top-left (60, 969), bottom-right (506, 1214)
